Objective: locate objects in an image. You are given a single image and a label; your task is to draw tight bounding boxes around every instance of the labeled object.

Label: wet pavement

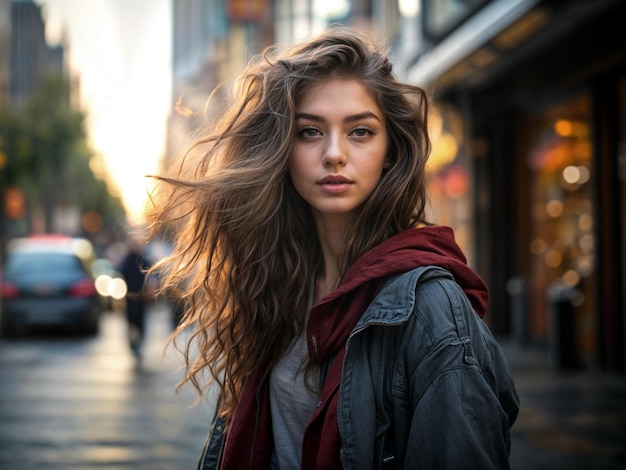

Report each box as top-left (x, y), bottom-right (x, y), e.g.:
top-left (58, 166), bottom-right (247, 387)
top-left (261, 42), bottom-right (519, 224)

top-left (503, 341), bottom-right (626, 470)
top-left (1, 303), bottom-right (625, 469)
top-left (0, 303), bottom-right (216, 470)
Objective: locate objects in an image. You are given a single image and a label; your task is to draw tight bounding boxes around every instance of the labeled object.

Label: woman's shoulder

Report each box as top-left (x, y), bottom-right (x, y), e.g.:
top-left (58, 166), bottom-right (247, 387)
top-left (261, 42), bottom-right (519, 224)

top-left (377, 265), bottom-right (481, 330)
top-left (359, 266), bottom-right (458, 325)
top-left (375, 265), bottom-right (457, 307)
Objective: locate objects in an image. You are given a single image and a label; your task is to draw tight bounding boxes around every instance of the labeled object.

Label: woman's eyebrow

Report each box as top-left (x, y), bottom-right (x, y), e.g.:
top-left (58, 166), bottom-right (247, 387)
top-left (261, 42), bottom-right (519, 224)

top-left (295, 111), bottom-right (381, 123)
top-left (344, 111), bottom-right (381, 123)
top-left (295, 112), bottom-right (323, 122)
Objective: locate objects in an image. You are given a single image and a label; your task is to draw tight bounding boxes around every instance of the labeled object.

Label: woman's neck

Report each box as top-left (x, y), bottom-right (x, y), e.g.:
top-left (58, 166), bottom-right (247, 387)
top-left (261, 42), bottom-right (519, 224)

top-left (313, 214), bottom-right (351, 303)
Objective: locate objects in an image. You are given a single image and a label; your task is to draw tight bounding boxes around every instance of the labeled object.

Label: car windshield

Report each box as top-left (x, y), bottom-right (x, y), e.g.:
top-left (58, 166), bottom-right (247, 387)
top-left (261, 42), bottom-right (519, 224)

top-left (5, 252), bottom-right (83, 276)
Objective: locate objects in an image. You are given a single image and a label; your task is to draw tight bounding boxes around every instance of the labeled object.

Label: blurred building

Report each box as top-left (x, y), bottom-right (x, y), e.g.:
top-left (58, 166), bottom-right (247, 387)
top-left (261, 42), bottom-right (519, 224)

top-left (164, 0), bottom-right (626, 373)
top-left (7, 0), bottom-right (64, 107)
top-left (1, 0), bottom-right (87, 242)
top-left (0, 0), bottom-right (10, 105)
top-left (404, 0), bottom-right (625, 373)
top-left (166, 0), bottom-right (275, 169)
top-left (165, 0), bottom-right (402, 169)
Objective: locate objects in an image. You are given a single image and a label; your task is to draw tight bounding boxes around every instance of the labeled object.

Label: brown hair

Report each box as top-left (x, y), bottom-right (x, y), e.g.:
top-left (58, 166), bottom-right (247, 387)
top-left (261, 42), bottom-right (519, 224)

top-left (148, 26), bottom-right (430, 419)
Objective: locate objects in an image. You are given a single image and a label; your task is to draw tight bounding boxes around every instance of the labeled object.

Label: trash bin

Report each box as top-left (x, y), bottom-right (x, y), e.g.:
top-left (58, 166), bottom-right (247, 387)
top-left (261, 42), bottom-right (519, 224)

top-left (547, 281), bottom-right (579, 370)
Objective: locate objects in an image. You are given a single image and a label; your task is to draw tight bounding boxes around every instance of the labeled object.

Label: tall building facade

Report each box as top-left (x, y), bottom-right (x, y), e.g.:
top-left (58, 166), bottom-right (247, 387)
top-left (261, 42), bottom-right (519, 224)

top-left (0, 0), bottom-right (10, 105)
top-left (166, 0), bottom-right (273, 168)
top-left (8, 0), bottom-right (64, 107)
top-left (404, 0), bottom-right (626, 373)
top-left (1, 0), bottom-right (74, 241)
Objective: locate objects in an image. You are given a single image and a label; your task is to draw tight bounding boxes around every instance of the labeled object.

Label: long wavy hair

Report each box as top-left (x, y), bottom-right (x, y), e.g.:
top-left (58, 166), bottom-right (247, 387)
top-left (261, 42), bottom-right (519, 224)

top-left (148, 27), bottom-right (431, 419)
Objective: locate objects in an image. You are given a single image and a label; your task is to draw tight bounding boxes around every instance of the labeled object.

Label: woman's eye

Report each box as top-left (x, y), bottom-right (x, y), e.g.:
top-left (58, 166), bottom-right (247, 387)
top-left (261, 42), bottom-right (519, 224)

top-left (299, 128), bottom-right (321, 138)
top-left (352, 127), bottom-right (373, 138)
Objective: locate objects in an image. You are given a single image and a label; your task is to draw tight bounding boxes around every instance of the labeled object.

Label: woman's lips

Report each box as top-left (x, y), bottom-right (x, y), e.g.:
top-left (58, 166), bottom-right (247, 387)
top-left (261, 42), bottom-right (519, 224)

top-left (318, 175), bottom-right (352, 194)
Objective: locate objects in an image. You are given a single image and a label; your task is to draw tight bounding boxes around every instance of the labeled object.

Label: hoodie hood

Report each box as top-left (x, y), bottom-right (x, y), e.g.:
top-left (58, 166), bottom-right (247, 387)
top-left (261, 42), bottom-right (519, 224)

top-left (307, 225), bottom-right (489, 361)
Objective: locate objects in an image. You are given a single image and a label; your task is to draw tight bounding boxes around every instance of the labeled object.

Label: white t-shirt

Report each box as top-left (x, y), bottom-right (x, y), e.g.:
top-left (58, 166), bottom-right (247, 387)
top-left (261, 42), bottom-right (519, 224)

top-left (269, 334), bottom-right (320, 469)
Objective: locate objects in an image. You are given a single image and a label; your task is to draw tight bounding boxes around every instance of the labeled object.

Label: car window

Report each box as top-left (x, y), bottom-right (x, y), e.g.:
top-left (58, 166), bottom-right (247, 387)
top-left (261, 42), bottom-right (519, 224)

top-left (5, 252), bottom-right (84, 276)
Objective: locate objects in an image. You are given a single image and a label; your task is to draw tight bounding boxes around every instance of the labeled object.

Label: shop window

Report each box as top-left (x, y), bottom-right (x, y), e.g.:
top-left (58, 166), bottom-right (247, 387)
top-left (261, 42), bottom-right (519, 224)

top-left (426, 103), bottom-right (474, 266)
top-left (526, 93), bottom-right (596, 364)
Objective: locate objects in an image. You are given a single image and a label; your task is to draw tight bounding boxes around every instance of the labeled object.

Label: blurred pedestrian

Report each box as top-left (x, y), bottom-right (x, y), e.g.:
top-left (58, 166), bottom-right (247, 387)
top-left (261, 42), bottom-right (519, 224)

top-left (119, 237), bottom-right (151, 359)
top-left (150, 27), bottom-right (519, 469)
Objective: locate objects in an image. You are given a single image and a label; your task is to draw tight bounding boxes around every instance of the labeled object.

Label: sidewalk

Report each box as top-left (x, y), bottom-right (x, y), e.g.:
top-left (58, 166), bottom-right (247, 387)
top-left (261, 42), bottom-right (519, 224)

top-left (500, 340), bottom-right (626, 470)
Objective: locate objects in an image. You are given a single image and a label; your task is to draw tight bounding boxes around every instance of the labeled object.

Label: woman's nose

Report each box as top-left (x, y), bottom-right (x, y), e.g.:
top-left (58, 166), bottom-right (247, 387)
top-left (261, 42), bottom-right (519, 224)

top-left (322, 134), bottom-right (346, 167)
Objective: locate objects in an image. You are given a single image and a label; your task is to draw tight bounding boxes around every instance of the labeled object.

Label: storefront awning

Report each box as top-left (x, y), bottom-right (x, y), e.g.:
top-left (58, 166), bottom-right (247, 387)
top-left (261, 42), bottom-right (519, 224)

top-left (406, 0), bottom-right (540, 87)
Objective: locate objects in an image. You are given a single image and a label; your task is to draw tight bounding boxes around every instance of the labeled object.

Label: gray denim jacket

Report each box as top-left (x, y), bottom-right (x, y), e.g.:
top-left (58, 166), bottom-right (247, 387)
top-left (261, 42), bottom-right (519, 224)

top-left (198, 265), bottom-right (519, 469)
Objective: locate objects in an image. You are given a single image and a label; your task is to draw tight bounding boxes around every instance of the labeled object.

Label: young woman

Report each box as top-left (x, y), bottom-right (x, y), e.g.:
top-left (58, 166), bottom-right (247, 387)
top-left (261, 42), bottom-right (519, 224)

top-left (149, 27), bottom-right (519, 469)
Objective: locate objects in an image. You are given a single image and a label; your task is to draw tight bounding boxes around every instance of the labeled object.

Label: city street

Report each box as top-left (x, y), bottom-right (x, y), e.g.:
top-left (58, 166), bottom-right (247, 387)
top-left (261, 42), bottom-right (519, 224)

top-left (1, 302), bottom-right (625, 469)
top-left (0, 303), bottom-right (216, 470)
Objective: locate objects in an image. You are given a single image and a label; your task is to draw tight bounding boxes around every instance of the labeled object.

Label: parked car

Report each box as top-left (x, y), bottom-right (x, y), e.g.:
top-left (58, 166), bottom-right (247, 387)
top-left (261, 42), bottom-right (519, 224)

top-left (0, 235), bottom-right (101, 337)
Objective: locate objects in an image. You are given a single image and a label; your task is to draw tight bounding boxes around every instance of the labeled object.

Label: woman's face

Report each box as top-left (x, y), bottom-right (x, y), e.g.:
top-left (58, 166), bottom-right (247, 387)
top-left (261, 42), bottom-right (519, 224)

top-left (290, 78), bottom-right (388, 225)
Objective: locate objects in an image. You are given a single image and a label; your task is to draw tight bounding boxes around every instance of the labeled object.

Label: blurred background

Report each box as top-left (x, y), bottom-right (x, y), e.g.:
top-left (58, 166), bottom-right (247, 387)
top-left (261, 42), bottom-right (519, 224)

top-left (0, 0), bottom-right (625, 469)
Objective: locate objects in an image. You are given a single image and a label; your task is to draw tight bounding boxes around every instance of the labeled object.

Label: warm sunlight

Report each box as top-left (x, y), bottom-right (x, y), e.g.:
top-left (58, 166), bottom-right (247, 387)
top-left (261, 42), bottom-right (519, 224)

top-left (37, 0), bottom-right (172, 224)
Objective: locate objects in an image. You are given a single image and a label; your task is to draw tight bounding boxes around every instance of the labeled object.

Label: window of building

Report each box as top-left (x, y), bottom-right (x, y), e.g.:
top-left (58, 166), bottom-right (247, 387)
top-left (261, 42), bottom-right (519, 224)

top-left (423, 0), bottom-right (489, 41)
top-left (426, 103), bottom-right (474, 266)
top-left (525, 93), bottom-right (596, 364)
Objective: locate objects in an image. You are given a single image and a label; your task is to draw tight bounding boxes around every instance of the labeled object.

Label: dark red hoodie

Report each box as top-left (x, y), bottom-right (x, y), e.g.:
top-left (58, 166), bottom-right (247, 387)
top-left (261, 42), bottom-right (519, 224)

top-left (220, 226), bottom-right (489, 469)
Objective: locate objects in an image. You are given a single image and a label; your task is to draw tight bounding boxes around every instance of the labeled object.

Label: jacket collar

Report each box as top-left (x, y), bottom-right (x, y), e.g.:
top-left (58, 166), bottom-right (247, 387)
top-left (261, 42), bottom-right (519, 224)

top-left (352, 265), bottom-right (455, 332)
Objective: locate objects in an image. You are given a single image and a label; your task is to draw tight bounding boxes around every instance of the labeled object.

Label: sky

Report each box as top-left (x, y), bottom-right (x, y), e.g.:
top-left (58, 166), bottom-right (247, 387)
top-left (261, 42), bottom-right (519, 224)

top-left (36, 0), bottom-right (172, 224)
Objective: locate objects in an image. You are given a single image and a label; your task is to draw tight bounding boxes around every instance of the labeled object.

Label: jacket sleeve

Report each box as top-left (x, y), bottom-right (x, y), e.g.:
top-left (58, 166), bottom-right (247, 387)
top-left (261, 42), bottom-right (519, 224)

top-left (403, 277), bottom-right (519, 469)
